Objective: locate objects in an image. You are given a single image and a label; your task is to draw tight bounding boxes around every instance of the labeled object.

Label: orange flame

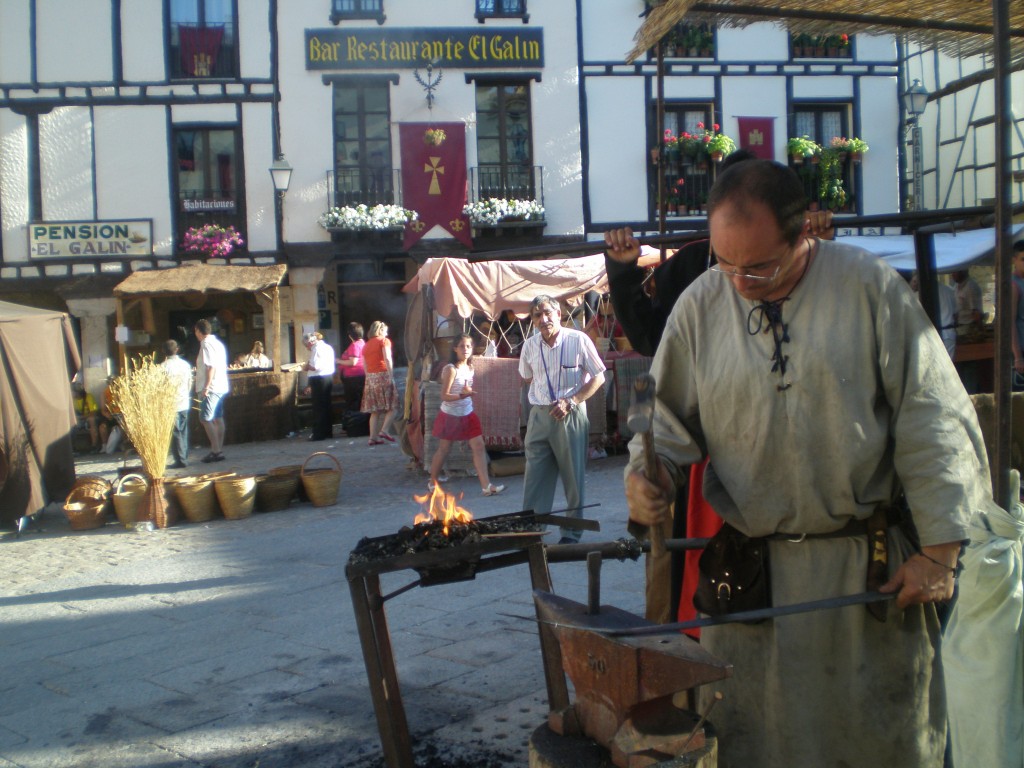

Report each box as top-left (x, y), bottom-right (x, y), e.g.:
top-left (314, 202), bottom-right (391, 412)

top-left (412, 483), bottom-right (474, 536)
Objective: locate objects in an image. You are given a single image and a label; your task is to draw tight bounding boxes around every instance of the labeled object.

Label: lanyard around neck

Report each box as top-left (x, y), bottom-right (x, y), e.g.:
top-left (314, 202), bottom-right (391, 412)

top-left (539, 335), bottom-right (565, 402)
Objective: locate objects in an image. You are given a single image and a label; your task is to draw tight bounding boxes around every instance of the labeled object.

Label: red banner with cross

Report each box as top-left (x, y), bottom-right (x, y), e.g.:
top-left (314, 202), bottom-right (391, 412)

top-left (400, 122), bottom-right (472, 250)
top-left (736, 117), bottom-right (775, 161)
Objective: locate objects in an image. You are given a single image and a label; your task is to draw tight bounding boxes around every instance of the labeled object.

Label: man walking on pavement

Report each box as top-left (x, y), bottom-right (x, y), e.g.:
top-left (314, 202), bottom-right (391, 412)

top-left (194, 319), bottom-right (229, 462)
top-left (161, 339), bottom-right (192, 468)
top-left (519, 295), bottom-right (606, 544)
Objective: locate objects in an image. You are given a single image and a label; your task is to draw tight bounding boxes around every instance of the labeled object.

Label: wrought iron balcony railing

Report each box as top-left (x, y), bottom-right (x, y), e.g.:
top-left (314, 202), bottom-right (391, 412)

top-left (327, 168), bottom-right (403, 208)
top-left (469, 165), bottom-right (544, 205)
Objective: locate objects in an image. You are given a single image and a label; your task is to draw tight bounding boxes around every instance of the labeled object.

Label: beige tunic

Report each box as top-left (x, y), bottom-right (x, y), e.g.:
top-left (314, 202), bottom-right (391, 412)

top-left (630, 241), bottom-right (996, 767)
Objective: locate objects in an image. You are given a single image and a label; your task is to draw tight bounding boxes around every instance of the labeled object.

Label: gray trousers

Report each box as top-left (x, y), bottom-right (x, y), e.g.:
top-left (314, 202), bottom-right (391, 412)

top-left (522, 404), bottom-right (589, 542)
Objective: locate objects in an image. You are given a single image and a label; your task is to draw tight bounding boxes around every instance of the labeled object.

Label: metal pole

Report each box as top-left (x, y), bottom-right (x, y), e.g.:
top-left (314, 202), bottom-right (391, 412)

top-left (992, 0), bottom-right (1014, 512)
top-left (656, 42), bottom-right (666, 262)
top-left (911, 122), bottom-right (924, 211)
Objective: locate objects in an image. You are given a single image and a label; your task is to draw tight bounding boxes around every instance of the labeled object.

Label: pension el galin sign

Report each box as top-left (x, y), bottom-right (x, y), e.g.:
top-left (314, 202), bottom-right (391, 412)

top-left (305, 27), bottom-right (544, 70)
top-left (29, 220), bottom-right (154, 259)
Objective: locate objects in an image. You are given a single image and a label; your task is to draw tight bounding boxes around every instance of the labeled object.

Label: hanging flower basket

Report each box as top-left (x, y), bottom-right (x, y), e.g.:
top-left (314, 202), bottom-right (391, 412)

top-left (423, 128), bottom-right (447, 147)
top-left (181, 224), bottom-right (244, 259)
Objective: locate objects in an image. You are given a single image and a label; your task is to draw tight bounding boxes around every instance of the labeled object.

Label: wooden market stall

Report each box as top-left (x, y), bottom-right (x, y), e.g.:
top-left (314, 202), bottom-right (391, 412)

top-left (112, 264), bottom-right (296, 446)
top-left (400, 249), bottom-right (665, 469)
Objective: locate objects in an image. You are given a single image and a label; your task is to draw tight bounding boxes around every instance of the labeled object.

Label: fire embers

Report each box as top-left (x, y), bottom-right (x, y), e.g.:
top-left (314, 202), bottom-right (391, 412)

top-left (347, 484), bottom-right (543, 567)
top-left (413, 484), bottom-right (474, 536)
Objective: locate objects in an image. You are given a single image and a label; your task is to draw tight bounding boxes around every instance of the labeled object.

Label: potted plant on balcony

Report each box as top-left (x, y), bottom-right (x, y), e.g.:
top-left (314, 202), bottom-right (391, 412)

top-left (181, 224), bottom-right (244, 259)
top-left (819, 148), bottom-right (848, 211)
top-left (787, 135), bottom-right (821, 165)
top-left (698, 26), bottom-right (714, 57)
top-left (704, 125), bottom-right (736, 162)
top-left (829, 136), bottom-right (852, 162)
top-left (318, 204), bottom-right (418, 233)
top-left (847, 137), bottom-right (869, 163)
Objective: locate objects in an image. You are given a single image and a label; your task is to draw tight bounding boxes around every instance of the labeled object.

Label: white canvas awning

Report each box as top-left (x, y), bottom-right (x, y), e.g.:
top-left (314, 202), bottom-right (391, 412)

top-left (839, 223), bottom-right (1024, 273)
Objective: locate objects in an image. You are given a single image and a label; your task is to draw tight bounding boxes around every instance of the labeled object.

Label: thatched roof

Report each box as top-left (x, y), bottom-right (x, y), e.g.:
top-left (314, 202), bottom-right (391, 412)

top-left (629, 0), bottom-right (1024, 64)
top-left (113, 264), bottom-right (287, 298)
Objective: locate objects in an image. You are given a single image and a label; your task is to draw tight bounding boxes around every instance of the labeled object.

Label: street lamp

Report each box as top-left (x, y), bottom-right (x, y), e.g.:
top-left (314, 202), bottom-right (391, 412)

top-left (268, 155), bottom-right (292, 254)
top-left (269, 155), bottom-right (293, 195)
top-left (903, 79), bottom-right (928, 210)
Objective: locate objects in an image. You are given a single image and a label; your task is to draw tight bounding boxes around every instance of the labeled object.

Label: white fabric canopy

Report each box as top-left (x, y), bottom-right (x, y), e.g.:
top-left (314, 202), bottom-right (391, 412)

top-left (839, 223), bottom-right (1024, 273)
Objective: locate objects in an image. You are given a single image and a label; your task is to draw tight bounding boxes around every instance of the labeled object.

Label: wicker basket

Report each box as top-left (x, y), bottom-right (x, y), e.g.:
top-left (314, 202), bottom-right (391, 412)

top-left (270, 464), bottom-right (307, 502)
top-left (174, 476), bottom-right (220, 523)
top-left (63, 499), bottom-right (109, 530)
top-left (112, 473), bottom-right (148, 527)
top-left (68, 475), bottom-right (112, 503)
top-left (63, 475), bottom-right (112, 529)
top-left (214, 475), bottom-right (256, 520)
top-left (301, 452), bottom-right (343, 507)
top-left (255, 473), bottom-right (299, 512)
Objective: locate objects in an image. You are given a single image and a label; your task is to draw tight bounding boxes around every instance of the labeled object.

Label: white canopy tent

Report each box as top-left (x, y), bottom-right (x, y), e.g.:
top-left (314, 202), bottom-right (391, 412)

top-left (840, 223), bottom-right (1024, 273)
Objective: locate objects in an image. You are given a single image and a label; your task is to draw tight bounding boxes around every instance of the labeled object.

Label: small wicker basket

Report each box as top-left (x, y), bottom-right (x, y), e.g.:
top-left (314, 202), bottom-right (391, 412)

top-left (214, 475), bottom-right (256, 520)
top-left (270, 464), bottom-right (307, 502)
top-left (112, 473), bottom-right (148, 527)
top-left (301, 452), bottom-right (343, 508)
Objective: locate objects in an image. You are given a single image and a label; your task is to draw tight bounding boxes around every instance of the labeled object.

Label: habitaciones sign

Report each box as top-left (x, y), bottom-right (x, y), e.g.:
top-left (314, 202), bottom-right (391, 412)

top-left (29, 220), bottom-right (153, 259)
top-left (305, 27), bottom-right (544, 69)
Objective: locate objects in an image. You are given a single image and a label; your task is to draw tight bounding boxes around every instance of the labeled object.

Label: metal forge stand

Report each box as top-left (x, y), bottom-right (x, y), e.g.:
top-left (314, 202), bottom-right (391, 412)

top-left (346, 538), bottom-right (724, 768)
top-left (346, 537), bottom-right (575, 768)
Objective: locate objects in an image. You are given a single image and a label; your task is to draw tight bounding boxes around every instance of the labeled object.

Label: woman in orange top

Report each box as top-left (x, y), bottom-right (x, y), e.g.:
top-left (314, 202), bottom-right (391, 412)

top-left (361, 320), bottom-right (399, 446)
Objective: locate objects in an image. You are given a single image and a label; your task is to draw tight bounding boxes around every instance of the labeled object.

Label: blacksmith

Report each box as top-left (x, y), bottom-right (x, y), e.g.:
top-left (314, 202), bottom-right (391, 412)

top-left (520, 295), bottom-right (606, 544)
top-left (611, 159), bottom-right (997, 766)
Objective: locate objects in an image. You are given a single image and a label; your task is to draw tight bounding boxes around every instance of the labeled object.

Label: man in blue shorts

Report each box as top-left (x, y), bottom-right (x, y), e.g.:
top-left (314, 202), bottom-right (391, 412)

top-left (194, 319), bottom-right (230, 462)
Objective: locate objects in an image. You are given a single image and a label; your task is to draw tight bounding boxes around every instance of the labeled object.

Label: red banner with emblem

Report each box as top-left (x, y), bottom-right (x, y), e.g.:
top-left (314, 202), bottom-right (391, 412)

top-left (400, 122), bottom-right (472, 250)
top-left (736, 117), bottom-right (775, 161)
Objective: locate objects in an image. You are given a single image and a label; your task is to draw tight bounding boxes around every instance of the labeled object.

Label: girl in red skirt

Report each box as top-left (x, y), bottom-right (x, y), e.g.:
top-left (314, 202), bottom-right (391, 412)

top-left (429, 334), bottom-right (504, 496)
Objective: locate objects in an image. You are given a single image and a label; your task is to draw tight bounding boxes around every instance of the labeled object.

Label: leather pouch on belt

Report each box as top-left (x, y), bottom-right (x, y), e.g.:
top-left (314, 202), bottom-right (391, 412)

top-left (865, 504), bottom-right (890, 622)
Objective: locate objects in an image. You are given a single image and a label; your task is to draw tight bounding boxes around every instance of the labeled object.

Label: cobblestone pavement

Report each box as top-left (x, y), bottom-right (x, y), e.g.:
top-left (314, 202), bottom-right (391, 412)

top-left (0, 430), bottom-right (646, 768)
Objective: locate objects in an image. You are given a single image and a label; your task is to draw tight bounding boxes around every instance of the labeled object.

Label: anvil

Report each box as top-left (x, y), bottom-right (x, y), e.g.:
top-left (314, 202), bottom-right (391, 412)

top-left (533, 590), bottom-right (732, 768)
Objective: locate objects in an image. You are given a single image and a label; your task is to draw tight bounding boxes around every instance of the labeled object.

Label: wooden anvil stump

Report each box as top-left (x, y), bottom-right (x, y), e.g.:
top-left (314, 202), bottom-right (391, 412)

top-left (533, 591), bottom-right (731, 768)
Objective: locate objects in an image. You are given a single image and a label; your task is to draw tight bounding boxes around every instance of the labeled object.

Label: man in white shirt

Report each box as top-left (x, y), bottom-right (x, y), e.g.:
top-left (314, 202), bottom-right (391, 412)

top-left (161, 339), bottom-right (193, 468)
top-left (519, 295), bottom-right (606, 543)
top-left (952, 269), bottom-right (983, 334)
top-left (194, 319), bottom-right (229, 462)
top-left (304, 331), bottom-right (336, 441)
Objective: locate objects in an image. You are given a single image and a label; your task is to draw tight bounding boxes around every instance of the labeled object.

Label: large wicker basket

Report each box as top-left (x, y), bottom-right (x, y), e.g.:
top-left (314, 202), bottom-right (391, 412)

top-left (301, 452), bottom-right (342, 507)
top-left (214, 475), bottom-right (256, 520)
top-left (112, 473), bottom-right (148, 527)
top-left (174, 475), bottom-right (221, 523)
top-left (255, 472), bottom-right (299, 512)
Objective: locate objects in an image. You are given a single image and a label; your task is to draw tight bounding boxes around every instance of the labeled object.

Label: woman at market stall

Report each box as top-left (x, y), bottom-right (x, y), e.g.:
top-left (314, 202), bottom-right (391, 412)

top-left (361, 320), bottom-right (399, 446)
top-left (337, 322), bottom-right (366, 411)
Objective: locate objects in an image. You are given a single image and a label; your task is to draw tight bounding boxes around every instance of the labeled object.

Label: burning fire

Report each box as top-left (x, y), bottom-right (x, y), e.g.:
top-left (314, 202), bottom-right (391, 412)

top-left (413, 484), bottom-right (474, 535)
